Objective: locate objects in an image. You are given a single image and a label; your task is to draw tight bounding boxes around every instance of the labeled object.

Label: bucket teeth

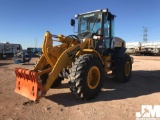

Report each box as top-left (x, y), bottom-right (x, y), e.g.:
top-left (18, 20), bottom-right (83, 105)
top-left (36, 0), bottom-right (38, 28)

top-left (14, 68), bottom-right (45, 101)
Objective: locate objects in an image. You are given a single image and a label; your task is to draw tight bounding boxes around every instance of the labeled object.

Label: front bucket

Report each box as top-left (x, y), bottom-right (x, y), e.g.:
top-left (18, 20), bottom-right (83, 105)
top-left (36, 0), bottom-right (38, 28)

top-left (14, 68), bottom-right (45, 101)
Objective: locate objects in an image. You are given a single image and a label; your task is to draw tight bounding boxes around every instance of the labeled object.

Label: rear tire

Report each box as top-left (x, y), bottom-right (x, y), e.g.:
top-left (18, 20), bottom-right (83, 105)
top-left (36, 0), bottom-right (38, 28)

top-left (69, 54), bottom-right (104, 100)
top-left (112, 54), bottom-right (132, 82)
top-left (40, 65), bottom-right (63, 88)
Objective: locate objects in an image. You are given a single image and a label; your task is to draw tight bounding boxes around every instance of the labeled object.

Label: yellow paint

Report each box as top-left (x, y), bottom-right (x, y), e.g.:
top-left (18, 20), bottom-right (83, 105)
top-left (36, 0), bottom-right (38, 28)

top-left (33, 31), bottom-right (113, 92)
top-left (87, 66), bottom-right (100, 89)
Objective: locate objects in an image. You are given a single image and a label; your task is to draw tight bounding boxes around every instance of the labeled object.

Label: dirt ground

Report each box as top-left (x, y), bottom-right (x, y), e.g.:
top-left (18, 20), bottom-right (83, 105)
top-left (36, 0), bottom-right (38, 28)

top-left (0, 56), bottom-right (160, 120)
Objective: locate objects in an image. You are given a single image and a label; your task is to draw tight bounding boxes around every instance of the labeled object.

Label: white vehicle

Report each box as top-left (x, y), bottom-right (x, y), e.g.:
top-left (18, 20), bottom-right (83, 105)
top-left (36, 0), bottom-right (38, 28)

top-left (126, 41), bottom-right (160, 55)
top-left (141, 42), bottom-right (160, 54)
top-left (126, 42), bottom-right (141, 54)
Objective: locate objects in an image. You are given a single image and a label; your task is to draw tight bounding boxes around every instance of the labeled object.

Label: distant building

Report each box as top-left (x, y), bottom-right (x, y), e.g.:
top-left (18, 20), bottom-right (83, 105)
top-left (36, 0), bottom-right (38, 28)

top-left (0, 42), bottom-right (22, 59)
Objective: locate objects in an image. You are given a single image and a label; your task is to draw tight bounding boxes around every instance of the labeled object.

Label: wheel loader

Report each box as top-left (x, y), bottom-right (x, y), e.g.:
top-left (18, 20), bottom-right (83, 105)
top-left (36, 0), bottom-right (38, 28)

top-left (14, 8), bottom-right (133, 101)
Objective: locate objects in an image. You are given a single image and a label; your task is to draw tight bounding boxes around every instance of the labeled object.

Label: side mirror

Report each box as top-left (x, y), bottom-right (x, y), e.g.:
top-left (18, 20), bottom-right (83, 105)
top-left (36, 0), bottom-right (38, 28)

top-left (70, 19), bottom-right (75, 26)
top-left (97, 29), bottom-right (103, 36)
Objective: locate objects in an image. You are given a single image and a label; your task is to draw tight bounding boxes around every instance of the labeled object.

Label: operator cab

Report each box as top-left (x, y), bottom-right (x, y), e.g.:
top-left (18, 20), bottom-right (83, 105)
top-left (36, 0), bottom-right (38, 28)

top-left (71, 8), bottom-right (115, 54)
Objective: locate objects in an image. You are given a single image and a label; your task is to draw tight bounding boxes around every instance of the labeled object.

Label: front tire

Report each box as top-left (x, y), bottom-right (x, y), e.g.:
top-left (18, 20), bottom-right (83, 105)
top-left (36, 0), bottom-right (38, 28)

top-left (69, 54), bottom-right (104, 100)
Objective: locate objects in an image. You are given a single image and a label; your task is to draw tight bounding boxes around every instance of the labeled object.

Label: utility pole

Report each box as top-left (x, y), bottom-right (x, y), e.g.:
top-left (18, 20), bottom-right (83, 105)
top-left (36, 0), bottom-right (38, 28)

top-left (142, 26), bottom-right (148, 43)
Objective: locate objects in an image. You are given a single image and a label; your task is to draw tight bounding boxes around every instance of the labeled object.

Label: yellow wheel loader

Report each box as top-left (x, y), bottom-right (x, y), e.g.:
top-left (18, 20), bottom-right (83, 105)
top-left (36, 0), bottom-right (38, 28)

top-left (15, 9), bottom-right (133, 101)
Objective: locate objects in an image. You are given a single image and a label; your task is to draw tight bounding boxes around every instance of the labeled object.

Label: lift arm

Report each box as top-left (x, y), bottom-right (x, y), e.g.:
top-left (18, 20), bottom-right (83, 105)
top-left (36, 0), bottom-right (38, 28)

top-left (14, 31), bottom-right (88, 101)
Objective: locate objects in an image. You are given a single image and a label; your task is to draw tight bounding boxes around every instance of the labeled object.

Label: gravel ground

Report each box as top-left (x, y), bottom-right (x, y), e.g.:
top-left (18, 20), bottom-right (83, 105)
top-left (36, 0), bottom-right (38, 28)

top-left (0, 56), bottom-right (160, 120)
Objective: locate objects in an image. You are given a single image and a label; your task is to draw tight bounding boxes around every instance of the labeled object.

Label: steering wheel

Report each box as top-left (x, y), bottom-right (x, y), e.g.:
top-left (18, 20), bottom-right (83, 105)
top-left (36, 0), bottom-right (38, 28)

top-left (67, 35), bottom-right (79, 40)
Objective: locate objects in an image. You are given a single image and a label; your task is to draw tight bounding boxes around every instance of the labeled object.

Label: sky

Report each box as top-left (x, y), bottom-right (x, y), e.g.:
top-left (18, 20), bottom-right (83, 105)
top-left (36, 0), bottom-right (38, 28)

top-left (0, 0), bottom-right (160, 49)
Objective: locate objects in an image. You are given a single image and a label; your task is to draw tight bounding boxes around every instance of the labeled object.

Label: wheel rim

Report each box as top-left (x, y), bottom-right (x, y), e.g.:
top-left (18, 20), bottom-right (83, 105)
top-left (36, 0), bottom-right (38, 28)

top-left (125, 62), bottom-right (130, 76)
top-left (87, 66), bottom-right (100, 89)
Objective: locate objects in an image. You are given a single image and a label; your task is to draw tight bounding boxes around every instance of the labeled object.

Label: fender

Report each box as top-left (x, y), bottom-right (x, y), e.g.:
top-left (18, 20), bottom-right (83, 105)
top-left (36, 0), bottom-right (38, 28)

top-left (76, 49), bottom-right (104, 65)
top-left (114, 47), bottom-right (126, 58)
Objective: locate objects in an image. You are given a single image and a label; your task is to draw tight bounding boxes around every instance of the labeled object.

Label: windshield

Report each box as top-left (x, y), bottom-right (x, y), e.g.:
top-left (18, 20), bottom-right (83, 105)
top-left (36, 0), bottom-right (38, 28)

top-left (78, 12), bottom-right (102, 34)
